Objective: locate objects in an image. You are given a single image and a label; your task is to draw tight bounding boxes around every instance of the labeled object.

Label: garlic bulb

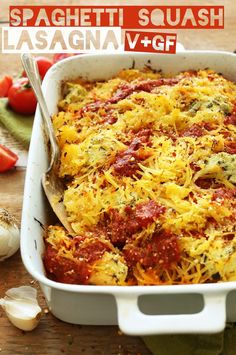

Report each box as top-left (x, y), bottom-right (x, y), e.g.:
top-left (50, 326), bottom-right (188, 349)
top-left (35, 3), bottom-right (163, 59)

top-left (0, 286), bottom-right (42, 331)
top-left (0, 208), bottom-right (20, 261)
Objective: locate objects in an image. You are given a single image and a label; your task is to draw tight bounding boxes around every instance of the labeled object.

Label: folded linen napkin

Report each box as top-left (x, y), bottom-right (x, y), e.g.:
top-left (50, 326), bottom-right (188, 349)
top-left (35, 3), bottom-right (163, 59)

top-left (0, 98), bottom-right (33, 147)
top-left (2, 95), bottom-right (236, 355)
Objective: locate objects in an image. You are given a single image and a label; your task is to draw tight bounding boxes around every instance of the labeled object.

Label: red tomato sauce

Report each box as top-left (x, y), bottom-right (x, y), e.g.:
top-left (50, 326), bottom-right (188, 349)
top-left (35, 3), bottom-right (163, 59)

top-left (79, 78), bottom-right (180, 117)
top-left (181, 122), bottom-right (214, 138)
top-left (124, 230), bottom-right (180, 269)
top-left (108, 78), bottom-right (179, 104)
top-left (102, 200), bottom-right (166, 245)
top-left (224, 103), bottom-right (236, 125)
top-left (212, 188), bottom-right (236, 201)
top-left (43, 238), bottom-right (109, 284)
top-left (44, 244), bottom-right (91, 284)
top-left (224, 141), bottom-right (236, 154)
top-left (112, 129), bottom-right (152, 177)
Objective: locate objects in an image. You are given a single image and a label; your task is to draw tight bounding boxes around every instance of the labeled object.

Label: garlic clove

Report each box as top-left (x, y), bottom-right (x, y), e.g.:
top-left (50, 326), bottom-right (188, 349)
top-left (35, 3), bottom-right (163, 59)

top-left (0, 286), bottom-right (42, 331)
top-left (0, 209), bottom-right (20, 261)
top-left (0, 299), bottom-right (41, 331)
top-left (5, 285), bottom-right (38, 302)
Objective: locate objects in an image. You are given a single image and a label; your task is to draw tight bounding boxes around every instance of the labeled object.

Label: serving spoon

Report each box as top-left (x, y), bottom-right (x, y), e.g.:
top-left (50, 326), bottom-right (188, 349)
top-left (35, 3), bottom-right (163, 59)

top-left (21, 53), bottom-right (74, 234)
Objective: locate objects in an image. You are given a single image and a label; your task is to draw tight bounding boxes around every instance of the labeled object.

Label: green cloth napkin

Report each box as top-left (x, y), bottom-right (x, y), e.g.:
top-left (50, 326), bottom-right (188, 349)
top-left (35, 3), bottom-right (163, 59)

top-left (143, 333), bottom-right (224, 355)
top-left (2, 95), bottom-right (236, 355)
top-left (142, 324), bottom-right (236, 355)
top-left (0, 98), bottom-right (33, 147)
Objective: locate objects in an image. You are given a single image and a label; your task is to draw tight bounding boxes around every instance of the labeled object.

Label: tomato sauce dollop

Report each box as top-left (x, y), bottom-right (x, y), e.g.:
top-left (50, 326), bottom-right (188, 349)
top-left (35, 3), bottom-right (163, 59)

top-left (103, 200), bottom-right (166, 245)
top-left (112, 129), bottom-right (152, 177)
top-left (44, 244), bottom-right (91, 284)
top-left (80, 78), bottom-right (180, 117)
top-left (124, 230), bottom-right (180, 269)
top-left (224, 103), bottom-right (236, 125)
top-left (44, 238), bottom-right (109, 284)
top-left (182, 124), bottom-right (205, 138)
top-left (212, 188), bottom-right (236, 201)
top-left (108, 78), bottom-right (179, 104)
top-left (224, 141), bottom-right (236, 154)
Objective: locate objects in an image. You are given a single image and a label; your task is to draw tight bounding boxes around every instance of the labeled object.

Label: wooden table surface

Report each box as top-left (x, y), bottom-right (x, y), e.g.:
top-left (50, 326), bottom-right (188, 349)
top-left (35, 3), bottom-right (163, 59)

top-left (0, 1), bottom-right (236, 354)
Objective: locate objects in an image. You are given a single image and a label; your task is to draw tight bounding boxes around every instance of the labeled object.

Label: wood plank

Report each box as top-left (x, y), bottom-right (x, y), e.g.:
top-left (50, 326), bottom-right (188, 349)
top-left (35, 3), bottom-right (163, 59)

top-left (0, 1), bottom-right (235, 353)
top-left (0, 168), bottom-right (25, 220)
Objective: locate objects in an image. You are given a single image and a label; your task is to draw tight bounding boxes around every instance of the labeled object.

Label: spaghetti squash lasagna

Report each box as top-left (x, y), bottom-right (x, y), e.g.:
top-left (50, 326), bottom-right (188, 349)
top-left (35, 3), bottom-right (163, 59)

top-left (44, 67), bottom-right (236, 286)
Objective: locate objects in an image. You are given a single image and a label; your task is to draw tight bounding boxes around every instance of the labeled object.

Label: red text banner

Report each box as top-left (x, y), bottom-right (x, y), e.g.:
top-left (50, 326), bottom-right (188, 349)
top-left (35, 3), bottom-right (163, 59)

top-left (10, 6), bottom-right (224, 29)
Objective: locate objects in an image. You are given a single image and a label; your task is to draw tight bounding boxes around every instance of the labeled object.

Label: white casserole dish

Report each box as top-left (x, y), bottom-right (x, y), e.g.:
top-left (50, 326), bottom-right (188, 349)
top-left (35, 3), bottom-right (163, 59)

top-left (21, 51), bottom-right (236, 335)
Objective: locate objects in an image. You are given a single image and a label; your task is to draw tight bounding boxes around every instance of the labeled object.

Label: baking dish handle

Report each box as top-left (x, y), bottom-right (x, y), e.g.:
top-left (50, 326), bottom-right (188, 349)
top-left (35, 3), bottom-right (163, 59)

top-left (116, 293), bottom-right (226, 335)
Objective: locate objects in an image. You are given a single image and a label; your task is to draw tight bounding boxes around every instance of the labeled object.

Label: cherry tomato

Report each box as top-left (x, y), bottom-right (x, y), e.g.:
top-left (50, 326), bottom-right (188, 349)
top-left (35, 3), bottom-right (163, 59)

top-left (8, 78), bottom-right (37, 115)
top-left (22, 56), bottom-right (53, 80)
top-left (0, 144), bottom-right (18, 173)
top-left (0, 76), bottom-right (13, 97)
top-left (52, 53), bottom-right (83, 64)
top-left (53, 53), bottom-right (75, 63)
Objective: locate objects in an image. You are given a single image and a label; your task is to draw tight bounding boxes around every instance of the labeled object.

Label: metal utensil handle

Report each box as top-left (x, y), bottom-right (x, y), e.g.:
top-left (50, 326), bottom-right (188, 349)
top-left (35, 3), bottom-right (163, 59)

top-left (21, 53), bottom-right (59, 166)
top-left (116, 292), bottom-right (226, 335)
